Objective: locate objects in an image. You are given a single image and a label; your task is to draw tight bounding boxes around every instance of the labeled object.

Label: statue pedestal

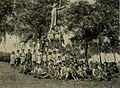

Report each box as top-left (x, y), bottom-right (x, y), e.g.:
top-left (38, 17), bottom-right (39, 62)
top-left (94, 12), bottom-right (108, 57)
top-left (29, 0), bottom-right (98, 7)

top-left (47, 29), bottom-right (63, 50)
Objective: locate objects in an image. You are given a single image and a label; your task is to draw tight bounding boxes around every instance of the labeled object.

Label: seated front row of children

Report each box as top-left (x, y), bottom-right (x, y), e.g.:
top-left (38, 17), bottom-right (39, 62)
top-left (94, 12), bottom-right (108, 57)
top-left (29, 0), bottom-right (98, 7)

top-left (18, 59), bottom-right (119, 81)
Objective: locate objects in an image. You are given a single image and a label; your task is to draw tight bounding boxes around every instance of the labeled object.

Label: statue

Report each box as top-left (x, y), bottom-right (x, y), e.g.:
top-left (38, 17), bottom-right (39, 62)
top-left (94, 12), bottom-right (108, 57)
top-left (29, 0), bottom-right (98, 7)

top-left (50, 3), bottom-right (66, 30)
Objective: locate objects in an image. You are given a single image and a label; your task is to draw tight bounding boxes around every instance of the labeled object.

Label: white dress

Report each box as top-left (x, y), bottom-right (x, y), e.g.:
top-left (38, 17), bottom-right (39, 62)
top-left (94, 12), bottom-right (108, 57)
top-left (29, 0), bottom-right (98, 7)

top-left (10, 54), bottom-right (15, 64)
top-left (32, 53), bottom-right (37, 62)
top-left (43, 55), bottom-right (47, 62)
top-left (20, 52), bottom-right (26, 64)
top-left (37, 52), bottom-right (42, 64)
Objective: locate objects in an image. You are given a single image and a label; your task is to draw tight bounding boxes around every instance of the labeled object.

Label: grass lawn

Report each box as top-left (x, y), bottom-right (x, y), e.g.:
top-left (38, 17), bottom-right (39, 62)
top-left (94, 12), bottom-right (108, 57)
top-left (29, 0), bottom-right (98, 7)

top-left (0, 62), bottom-right (120, 88)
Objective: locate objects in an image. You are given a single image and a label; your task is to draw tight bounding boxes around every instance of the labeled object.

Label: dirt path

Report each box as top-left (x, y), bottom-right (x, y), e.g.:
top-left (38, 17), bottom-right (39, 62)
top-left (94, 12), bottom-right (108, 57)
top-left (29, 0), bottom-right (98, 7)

top-left (0, 62), bottom-right (120, 88)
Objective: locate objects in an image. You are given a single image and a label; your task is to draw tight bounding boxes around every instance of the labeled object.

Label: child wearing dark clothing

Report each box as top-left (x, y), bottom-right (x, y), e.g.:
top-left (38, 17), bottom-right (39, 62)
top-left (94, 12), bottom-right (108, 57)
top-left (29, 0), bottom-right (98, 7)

top-left (23, 62), bottom-right (32, 75)
top-left (103, 62), bottom-right (111, 81)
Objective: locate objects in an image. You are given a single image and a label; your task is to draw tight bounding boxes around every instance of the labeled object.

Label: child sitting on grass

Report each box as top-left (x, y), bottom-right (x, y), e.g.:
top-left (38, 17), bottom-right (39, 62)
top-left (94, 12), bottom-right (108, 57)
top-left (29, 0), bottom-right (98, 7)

top-left (60, 62), bottom-right (66, 79)
top-left (33, 63), bottom-right (39, 78)
top-left (54, 64), bottom-right (60, 79)
top-left (23, 62), bottom-right (32, 75)
top-left (103, 62), bottom-right (111, 81)
top-left (69, 64), bottom-right (78, 81)
top-left (37, 64), bottom-right (44, 79)
top-left (77, 65), bottom-right (84, 80)
top-left (19, 62), bottom-right (25, 73)
top-left (92, 64), bottom-right (100, 80)
top-left (47, 62), bottom-right (55, 79)
top-left (64, 63), bottom-right (78, 81)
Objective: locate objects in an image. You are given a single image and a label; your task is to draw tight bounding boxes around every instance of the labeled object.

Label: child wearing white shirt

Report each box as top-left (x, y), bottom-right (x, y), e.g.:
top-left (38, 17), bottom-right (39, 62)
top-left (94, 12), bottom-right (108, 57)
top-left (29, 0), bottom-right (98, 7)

top-left (37, 49), bottom-right (42, 64)
top-left (10, 51), bottom-right (16, 68)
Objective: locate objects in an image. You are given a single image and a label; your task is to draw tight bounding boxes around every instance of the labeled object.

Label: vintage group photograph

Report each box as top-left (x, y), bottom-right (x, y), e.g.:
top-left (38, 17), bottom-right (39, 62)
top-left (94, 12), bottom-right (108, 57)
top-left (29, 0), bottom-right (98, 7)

top-left (0, 0), bottom-right (119, 88)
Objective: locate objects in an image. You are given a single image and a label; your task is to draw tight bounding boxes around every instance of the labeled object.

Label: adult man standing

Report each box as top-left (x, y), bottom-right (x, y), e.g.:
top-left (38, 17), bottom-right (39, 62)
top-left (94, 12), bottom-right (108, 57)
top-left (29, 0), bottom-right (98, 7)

top-left (26, 49), bottom-right (32, 64)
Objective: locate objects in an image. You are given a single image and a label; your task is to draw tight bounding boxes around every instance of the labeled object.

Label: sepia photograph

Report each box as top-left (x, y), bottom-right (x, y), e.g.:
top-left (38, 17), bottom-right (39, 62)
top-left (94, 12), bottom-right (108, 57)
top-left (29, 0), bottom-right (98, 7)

top-left (0, 0), bottom-right (119, 88)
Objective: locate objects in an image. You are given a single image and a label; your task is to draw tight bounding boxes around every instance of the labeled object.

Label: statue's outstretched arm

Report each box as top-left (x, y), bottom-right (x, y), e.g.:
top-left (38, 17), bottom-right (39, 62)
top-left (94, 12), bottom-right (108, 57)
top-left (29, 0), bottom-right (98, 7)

top-left (57, 5), bottom-right (66, 10)
top-left (57, 4), bottom-right (70, 10)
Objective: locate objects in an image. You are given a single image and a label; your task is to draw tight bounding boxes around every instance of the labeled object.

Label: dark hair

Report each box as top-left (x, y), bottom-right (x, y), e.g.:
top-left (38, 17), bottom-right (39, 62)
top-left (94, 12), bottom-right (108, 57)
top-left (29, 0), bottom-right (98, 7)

top-left (17, 50), bottom-right (20, 52)
top-left (12, 51), bottom-right (14, 54)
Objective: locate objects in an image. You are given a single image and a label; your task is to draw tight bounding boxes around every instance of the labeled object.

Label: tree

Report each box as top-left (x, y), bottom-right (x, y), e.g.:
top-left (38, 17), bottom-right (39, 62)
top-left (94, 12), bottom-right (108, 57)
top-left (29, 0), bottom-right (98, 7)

top-left (92, 0), bottom-right (119, 62)
top-left (12, 0), bottom-right (70, 49)
top-left (63, 1), bottom-right (102, 64)
top-left (63, 0), bottom-right (119, 63)
top-left (0, 0), bottom-right (14, 43)
top-left (11, 0), bottom-right (55, 49)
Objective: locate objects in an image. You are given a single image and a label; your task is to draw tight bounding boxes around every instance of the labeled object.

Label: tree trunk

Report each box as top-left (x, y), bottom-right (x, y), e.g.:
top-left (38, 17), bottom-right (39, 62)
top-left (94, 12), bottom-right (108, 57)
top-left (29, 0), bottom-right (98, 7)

top-left (99, 53), bottom-right (102, 63)
top-left (38, 30), bottom-right (42, 50)
top-left (38, 38), bottom-right (41, 49)
top-left (85, 39), bottom-right (88, 65)
top-left (98, 47), bottom-right (102, 64)
top-left (97, 38), bottom-right (102, 64)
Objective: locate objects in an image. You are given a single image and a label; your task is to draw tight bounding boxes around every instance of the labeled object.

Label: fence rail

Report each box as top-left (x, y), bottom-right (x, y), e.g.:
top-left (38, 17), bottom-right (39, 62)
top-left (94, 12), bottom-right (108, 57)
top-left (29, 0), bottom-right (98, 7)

top-left (0, 52), bottom-right (10, 62)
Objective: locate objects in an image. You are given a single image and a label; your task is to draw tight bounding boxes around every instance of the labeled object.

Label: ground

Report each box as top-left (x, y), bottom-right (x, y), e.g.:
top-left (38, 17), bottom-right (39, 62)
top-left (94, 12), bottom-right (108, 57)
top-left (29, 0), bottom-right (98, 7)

top-left (0, 62), bottom-right (120, 88)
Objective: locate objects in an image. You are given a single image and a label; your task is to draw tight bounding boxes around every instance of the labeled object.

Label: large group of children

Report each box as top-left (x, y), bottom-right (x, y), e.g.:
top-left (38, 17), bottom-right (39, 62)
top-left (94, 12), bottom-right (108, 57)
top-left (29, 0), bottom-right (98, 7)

top-left (10, 49), bottom-right (119, 81)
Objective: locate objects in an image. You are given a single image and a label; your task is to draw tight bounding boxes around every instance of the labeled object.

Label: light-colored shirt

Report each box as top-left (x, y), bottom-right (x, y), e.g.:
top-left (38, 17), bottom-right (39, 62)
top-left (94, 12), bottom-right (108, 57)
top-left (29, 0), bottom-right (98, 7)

top-left (55, 33), bottom-right (61, 39)
top-left (16, 53), bottom-right (20, 58)
top-left (21, 52), bottom-right (25, 57)
top-left (32, 53), bottom-right (37, 62)
top-left (48, 33), bottom-right (54, 40)
top-left (92, 69), bottom-right (99, 76)
top-left (52, 54), bottom-right (57, 60)
top-left (62, 56), bottom-right (66, 61)
top-left (37, 68), bottom-right (43, 74)
top-left (48, 55), bottom-right (53, 61)
top-left (10, 54), bottom-right (15, 64)
top-left (20, 52), bottom-right (26, 63)
top-left (37, 52), bottom-right (42, 63)
top-left (56, 59), bottom-right (62, 64)
top-left (43, 54), bottom-right (47, 62)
